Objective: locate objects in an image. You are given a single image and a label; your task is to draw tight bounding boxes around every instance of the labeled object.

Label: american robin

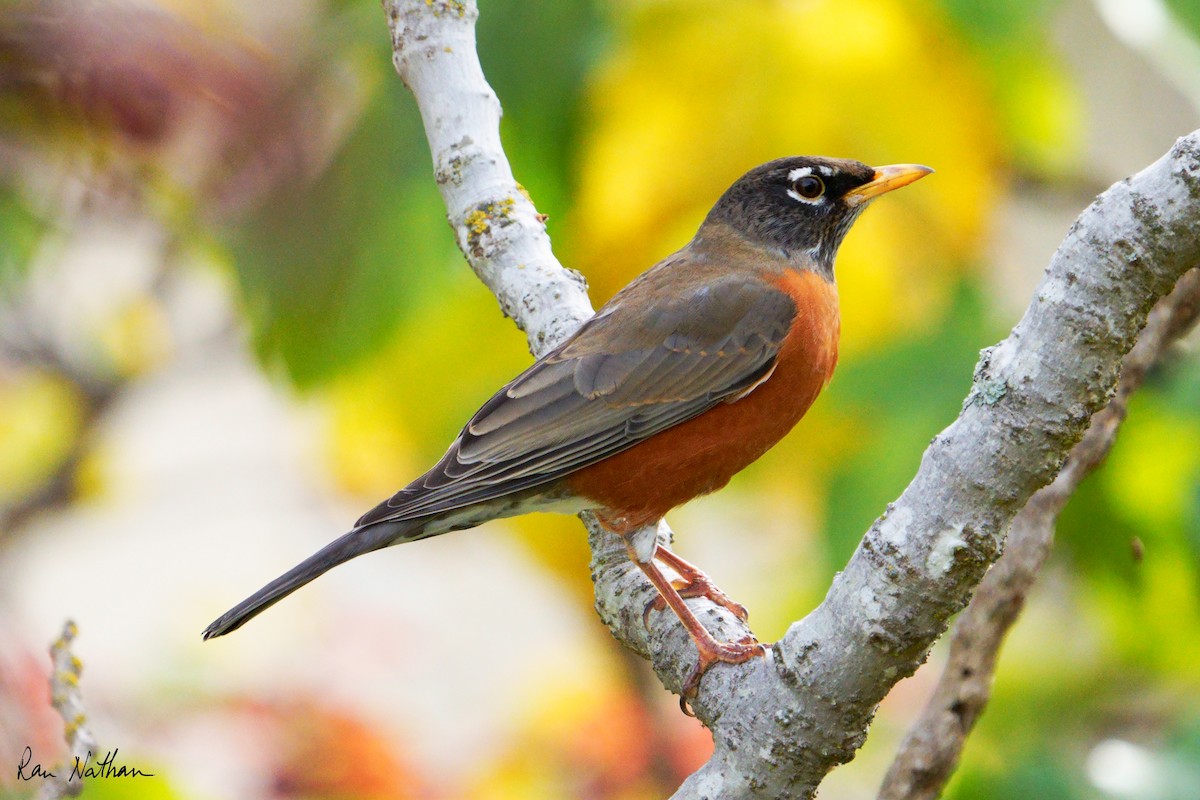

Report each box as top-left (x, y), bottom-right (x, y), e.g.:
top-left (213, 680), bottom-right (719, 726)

top-left (204, 156), bottom-right (931, 694)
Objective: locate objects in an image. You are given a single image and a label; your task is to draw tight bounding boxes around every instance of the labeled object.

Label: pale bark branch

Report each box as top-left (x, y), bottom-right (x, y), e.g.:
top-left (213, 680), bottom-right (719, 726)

top-left (37, 621), bottom-right (97, 800)
top-left (877, 267), bottom-right (1200, 800)
top-left (675, 140), bottom-right (1200, 799)
top-left (381, 0), bottom-right (591, 355)
top-left (380, 2), bottom-right (1200, 796)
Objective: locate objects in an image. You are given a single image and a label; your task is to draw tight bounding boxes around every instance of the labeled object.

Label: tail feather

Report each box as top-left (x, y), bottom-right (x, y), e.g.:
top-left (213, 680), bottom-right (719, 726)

top-left (202, 520), bottom-right (419, 640)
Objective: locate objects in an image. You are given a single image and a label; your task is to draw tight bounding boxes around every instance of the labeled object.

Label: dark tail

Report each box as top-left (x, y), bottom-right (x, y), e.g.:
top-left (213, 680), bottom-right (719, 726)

top-left (202, 519), bottom-right (421, 640)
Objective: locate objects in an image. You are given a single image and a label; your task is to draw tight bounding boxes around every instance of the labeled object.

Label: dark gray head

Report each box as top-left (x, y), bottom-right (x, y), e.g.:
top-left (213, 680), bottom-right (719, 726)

top-left (703, 156), bottom-right (932, 275)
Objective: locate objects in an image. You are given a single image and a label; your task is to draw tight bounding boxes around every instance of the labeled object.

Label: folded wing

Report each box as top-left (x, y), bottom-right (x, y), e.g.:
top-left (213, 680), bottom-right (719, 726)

top-left (356, 272), bottom-right (796, 526)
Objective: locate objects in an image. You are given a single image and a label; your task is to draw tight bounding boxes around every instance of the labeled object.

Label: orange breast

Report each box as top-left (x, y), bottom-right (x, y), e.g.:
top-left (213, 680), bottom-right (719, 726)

top-left (566, 269), bottom-right (840, 530)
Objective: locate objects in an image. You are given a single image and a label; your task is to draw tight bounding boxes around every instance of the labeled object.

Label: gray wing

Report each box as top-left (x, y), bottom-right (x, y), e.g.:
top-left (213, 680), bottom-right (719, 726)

top-left (355, 271), bottom-right (796, 526)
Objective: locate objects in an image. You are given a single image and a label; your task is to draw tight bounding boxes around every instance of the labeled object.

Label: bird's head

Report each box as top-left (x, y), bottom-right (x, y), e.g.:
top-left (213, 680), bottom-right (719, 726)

top-left (702, 156), bottom-right (932, 275)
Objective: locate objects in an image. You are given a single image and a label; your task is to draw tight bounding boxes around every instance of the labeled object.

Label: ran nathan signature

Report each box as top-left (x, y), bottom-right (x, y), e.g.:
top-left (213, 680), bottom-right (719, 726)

top-left (17, 746), bottom-right (154, 782)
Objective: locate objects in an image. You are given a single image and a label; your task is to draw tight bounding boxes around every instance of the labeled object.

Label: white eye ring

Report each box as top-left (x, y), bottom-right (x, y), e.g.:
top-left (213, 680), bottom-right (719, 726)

top-left (787, 174), bottom-right (825, 204)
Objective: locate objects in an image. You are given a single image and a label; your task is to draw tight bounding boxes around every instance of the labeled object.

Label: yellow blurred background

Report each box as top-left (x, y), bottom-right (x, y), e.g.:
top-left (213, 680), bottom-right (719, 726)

top-left (2, 0), bottom-right (1198, 798)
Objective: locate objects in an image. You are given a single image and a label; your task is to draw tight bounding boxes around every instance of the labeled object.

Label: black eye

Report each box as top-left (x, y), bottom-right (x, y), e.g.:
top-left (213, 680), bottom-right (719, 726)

top-left (793, 175), bottom-right (825, 199)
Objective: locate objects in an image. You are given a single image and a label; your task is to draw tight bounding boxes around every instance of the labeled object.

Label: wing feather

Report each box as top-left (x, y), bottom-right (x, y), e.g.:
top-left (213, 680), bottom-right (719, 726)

top-left (355, 271), bottom-right (798, 528)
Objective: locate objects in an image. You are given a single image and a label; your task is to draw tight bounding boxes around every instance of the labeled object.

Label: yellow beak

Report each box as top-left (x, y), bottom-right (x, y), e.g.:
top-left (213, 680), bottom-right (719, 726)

top-left (844, 164), bottom-right (933, 207)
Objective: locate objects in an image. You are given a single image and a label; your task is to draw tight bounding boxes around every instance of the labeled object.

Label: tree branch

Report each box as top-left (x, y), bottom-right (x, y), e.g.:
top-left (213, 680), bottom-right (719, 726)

top-left (37, 621), bottom-right (97, 800)
top-left (381, 0), bottom-right (591, 355)
top-left (877, 266), bottom-right (1200, 800)
top-left (380, 1), bottom-right (1200, 795)
top-left (671, 141), bottom-right (1200, 797)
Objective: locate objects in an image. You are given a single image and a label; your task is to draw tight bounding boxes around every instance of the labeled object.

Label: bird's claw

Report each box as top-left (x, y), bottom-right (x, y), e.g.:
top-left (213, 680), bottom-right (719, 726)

top-left (679, 636), bottom-right (769, 715)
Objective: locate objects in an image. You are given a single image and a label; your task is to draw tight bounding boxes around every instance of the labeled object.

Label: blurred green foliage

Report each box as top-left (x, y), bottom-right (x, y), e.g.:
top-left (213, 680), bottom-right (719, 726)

top-left (219, 5), bottom-right (453, 387)
top-left (0, 183), bottom-right (43, 287)
top-left (1165, 0), bottom-right (1200, 39)
top-left (72, 767), bottom-right (182, 800)
top-left (224, 71), bottom-right (454, 387)
top-left (932, 0), bottom-right (1079, 174)
top-left (217, 0), bottom-right (606, 387)
top-left (477, 0), bottom-right (606, 215)
top-left (822, 281), bottom-right (996, 568)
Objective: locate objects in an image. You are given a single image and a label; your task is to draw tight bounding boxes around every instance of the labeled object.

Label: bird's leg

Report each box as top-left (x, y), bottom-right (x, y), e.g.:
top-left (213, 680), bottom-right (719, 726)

top-left (624, 540), bottom-right (765, 699)
top-left (648, 546), bottom-right (749, 623)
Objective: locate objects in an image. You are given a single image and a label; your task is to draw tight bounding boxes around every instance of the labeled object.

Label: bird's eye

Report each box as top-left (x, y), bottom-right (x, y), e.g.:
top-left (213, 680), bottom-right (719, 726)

top-left (793, 175), bottom-right (825, 200)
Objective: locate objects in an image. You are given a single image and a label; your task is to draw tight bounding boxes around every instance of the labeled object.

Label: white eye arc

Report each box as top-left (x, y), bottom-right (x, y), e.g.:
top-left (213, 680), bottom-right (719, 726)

top-left (786, 169), bottom-right (826, 204)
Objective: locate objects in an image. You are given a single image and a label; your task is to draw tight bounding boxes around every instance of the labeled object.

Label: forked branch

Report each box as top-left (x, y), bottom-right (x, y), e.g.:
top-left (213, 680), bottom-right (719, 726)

top-left (380, 2), bottom-right (1200, 796)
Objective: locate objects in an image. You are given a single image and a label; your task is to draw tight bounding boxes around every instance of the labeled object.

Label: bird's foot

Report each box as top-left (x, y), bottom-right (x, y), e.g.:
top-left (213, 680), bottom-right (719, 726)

top-left (679, 636), bottom-right (769, 715)
top-left (620, 539), bottom-right (765, 714)
top-left (640, 547), bottom-right (749, 628)
top-left (642, 572), bottom-right (749, 628)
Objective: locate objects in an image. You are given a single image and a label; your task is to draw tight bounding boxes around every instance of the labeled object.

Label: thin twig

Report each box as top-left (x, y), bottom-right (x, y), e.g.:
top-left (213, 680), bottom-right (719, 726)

top-left (36, 621), bottom-right (97, 800)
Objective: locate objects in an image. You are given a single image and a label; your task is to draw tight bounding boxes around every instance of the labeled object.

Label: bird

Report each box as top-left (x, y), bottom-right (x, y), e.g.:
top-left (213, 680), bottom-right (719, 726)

top-left (203, 156), bottom-right (932, 695)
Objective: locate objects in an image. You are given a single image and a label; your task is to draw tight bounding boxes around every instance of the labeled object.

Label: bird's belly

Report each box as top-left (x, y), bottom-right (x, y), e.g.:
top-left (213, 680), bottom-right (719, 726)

top-left (567, 269), bottom-right (839, 530)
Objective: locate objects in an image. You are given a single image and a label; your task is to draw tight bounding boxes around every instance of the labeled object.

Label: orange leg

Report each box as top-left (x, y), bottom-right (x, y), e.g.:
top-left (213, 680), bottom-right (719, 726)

top-left (649, 546), bottom-right (749, 623)
top-left (625, 540), bottom-right (765, 700)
